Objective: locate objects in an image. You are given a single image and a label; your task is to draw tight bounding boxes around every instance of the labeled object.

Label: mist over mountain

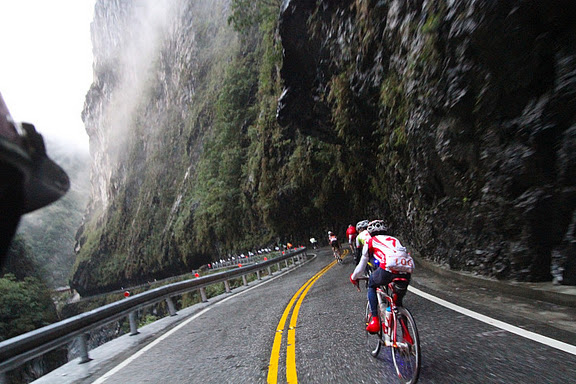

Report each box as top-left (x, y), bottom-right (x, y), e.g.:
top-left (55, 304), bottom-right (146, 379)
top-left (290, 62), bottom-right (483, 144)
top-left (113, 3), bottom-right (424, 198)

top-left (71, 0), bottom-right (576, 296)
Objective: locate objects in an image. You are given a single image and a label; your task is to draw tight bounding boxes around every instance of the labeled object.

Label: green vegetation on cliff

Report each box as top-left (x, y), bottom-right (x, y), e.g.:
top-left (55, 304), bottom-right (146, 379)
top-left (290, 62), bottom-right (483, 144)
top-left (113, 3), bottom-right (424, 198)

top-left (193, 54), bottom-right (258, 250)
top-left (1, 238), bottom-right (58, 341)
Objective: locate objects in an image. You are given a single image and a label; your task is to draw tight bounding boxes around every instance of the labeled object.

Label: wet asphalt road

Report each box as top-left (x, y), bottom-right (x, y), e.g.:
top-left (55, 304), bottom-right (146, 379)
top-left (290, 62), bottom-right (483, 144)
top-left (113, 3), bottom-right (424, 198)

top-left (93, 248), bottom-right (576, 384)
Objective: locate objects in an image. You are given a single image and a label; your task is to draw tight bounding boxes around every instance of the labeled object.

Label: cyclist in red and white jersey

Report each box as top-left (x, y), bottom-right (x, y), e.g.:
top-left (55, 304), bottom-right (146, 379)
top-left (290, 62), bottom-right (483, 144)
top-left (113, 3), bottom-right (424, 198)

top-left (327, 231), bottom-right (340, 255)
top-left (349, 219), bottom-right (414, 334)
top-left (346, 224), bottom-right (358, 255)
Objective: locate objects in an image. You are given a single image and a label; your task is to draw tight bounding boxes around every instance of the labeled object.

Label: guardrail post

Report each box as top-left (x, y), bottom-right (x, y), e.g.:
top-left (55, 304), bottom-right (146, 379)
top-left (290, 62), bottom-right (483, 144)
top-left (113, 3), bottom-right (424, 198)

top-left (200, 287), bottom-right (208, 302)
top-left (267, 266), bottom-right (272, 275)
top-left (224, 280), bottom-right (231, 293)
top-left (242, 275), bottom-right (248, 286)
top-left (0, 371), bottom-right (6, 384)
top-left (129, 311), bottom-right (140, 335)
top-left (276, 262), bottom-right (281, 271)
top-left (77, 333), bottom-right (92, 363)
top-left (256, 270), bottom-right (261, 280)
top-left (285, 260), bottom-right (289, 268)
top-left (166, 297), bottom-right (177, 316)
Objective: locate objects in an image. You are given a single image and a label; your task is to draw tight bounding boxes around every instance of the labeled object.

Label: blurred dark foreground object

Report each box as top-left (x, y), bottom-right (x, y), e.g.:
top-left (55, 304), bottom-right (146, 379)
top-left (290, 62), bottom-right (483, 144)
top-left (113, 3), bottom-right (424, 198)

top-left (0, 92), bottom-right (70, 263)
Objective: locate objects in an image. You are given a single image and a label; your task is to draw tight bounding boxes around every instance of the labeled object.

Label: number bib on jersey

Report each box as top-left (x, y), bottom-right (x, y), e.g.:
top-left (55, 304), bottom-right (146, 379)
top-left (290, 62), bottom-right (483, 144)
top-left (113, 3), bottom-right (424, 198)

top-left (384, 248), bottom-right (414, 273)
top-left (370, 236), bottom-right (414, 273)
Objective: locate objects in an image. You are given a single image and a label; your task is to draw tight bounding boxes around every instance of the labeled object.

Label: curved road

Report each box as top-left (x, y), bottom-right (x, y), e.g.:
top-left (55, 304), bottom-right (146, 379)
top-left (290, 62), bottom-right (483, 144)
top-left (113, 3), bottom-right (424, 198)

top-left (89, 248), bottom-right (576, 384)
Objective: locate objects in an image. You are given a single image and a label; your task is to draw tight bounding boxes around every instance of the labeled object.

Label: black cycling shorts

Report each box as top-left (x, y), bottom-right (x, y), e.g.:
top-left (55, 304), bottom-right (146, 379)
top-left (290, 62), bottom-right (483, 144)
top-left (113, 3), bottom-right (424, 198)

top-left (368, 267), bottom-right (411, 305)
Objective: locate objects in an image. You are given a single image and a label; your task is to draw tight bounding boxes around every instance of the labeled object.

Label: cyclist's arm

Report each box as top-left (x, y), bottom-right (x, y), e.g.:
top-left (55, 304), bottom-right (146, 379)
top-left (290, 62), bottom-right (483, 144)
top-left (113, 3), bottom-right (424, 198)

top-left (351, 243), bottom-right (370, 280)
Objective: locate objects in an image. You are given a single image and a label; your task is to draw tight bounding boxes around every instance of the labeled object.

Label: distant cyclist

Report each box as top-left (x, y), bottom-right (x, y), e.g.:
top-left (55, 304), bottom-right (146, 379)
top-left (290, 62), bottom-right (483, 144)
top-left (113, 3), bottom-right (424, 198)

top-left (346, 224), bottom-right (358, 255)
top-left (309, 237), bottom-right (318, 249)
top-left (354, 219), bottom-right (371, 265)
top-left (349, 219), bottom-right (414, 334)
top-left (327, 231), bottom-right (341, 260)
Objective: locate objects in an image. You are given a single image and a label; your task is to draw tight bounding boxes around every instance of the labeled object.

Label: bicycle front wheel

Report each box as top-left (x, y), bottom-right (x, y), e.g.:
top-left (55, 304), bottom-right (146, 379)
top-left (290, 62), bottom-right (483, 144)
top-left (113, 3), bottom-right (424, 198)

top-left (390, 307), bottom-right (421, 384)
top-left (364, 301), bottom-right (381, 357)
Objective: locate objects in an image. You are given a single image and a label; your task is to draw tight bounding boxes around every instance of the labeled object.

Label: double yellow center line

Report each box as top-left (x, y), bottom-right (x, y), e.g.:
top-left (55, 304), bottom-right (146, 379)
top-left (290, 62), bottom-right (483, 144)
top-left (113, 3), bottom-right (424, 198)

top-left (267, 260), bottom-right (337, 383)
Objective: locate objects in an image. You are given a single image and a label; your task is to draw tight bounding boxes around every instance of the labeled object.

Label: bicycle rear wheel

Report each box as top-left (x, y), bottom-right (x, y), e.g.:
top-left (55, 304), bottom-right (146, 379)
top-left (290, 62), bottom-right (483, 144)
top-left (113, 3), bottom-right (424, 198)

top-left (364, 301), bottom-right (381, 357)
top-left (336, 249), bottom-right (343, 264)
top-left (389, 307), bottom-right (421, 384)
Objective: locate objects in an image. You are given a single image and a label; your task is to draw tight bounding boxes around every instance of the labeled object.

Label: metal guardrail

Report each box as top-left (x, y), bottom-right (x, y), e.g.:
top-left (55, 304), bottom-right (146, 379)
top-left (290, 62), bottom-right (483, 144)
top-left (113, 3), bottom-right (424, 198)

top-left (0, 247), bottom-right (308, 377)
top-left (63, 251), bottom-right (280, 303)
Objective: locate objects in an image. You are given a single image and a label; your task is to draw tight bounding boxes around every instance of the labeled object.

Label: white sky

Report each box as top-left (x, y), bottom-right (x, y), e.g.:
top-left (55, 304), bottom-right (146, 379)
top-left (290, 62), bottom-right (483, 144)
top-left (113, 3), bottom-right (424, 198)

top-left (0, 0), bottom-right (96, 153)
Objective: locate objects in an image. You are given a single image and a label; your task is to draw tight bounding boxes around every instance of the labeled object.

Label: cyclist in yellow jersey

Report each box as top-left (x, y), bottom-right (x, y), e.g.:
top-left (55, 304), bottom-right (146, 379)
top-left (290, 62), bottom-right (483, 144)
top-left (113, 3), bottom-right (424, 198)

top-left (354, 220), bottom-right (371, 265)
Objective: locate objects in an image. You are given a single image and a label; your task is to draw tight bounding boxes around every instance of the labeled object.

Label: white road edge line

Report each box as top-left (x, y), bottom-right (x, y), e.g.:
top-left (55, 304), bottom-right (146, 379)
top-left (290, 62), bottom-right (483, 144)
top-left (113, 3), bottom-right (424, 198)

top-left (409, 286), bottom-right (576, 356)
top-left (93, 261), bottom-right (306, 384)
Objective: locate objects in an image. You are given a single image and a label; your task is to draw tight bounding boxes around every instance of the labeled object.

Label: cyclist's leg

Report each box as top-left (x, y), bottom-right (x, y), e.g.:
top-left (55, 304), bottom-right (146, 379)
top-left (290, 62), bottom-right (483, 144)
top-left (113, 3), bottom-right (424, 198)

top-left (368, 268), bottom-right (394, 315)
top-left (367, 269), bottom-right (384, 317)
top-left (366, 270), bottom-right (389, 333)
top-left (391, 273), bottom-right (411, 307)
top-left (365, 300), bottom-right (382, 357)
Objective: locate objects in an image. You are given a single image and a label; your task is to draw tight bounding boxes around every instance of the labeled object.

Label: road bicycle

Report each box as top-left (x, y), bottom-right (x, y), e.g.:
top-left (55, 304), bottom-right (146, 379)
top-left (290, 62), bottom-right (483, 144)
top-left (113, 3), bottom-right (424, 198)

top-left (332, 246), bottom-right (343, 264)
top-left (348, 239), bottom-right (357, 257)
top-left (358, 275), bottom-right (421, 384)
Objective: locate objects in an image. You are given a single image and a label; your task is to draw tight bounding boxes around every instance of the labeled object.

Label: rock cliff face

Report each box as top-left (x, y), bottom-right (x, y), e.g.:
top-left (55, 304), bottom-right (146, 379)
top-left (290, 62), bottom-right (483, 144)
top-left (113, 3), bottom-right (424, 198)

top-left (72, 0), bottom-right (240, 295)
top-left (72, 0), bottom-right (576, 295)
top-left (277, 0), bottom-right (576, 283)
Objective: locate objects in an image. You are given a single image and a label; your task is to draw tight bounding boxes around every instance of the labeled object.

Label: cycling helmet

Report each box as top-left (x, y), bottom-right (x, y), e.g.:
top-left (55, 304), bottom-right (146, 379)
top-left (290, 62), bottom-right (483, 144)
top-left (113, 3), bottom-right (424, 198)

top-left (328, 231), bottom-right (333, 235)
top-left (356, 220), bottom-right (369, 232)
top-left (367, 219), bottom-right (387, 235)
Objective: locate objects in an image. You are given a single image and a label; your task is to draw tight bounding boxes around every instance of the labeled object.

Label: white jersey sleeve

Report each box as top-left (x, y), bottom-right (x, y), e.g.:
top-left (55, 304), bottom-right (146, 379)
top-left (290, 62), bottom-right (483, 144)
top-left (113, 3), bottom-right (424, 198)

top-left (351, 243), bottom-right (370, 280)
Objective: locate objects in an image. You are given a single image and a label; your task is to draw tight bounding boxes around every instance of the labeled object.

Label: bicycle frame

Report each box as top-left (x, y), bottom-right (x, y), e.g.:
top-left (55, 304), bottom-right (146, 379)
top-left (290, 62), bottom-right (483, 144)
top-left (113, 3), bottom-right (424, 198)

top-left (360, 275), bottom-right (420, 384)
top-left (349, 240), bottom-right (357, 254)
top-left (376, 278), bottom-right (408, 346)
top-left (332, 245), bottom-right (343, 264)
